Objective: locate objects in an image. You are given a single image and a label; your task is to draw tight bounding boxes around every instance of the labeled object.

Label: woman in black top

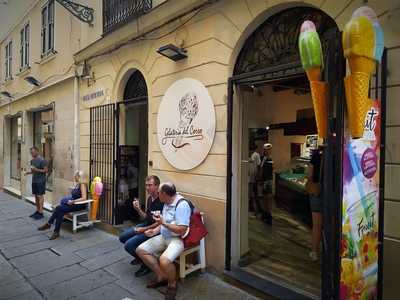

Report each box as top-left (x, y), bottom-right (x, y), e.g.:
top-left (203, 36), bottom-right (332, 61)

top-left (38, 171), bottom-right (87, 240)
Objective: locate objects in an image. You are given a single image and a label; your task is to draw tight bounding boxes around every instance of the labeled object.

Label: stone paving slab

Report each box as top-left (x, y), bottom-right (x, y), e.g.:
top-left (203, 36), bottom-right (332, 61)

top-left (0, 233), bottom-right (49, 249)
top-left (0, 192), bottom-right (261, 300)
top-left (40, 269), bottom-right (117, 300)
top-left (74, 239), bottom-right (120, 260)
top-left (80, 247), bottom-right (128, 271)
top-left (29, 264), bottom-right (90, 289)
top-left (10, 249), bottom-right (83, 278)
top-left (6, 290), bottom-right (43, 300)
top-left (0, 279), bottom-right (35, 300)
top-left (71, 283), bottom-right (136, 300)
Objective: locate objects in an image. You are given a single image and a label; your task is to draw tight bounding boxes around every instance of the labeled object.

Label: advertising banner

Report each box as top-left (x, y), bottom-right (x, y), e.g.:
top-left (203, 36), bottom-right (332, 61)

top-left (340, 100), bottom-right (381, 299)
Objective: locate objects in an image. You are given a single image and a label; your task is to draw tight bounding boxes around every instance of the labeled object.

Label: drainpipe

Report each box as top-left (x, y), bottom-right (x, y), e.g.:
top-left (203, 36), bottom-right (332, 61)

top-left (73, 75), bottom-right (80, 171)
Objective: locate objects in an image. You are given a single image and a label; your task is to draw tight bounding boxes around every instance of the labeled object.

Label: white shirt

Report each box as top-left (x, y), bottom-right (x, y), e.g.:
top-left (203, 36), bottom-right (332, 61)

top-left (249, 151), bottom-right (261, 182)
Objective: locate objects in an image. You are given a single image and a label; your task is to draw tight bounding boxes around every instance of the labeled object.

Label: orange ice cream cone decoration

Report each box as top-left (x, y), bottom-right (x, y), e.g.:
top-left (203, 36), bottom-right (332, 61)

top-left (90, 194), bottom-right (99, 221)
top-left (343, 6), bottom-right (384, 138)
top-left (299, 21), bottom-right (328, 139)
top-left (90, 177), bottom-right (103, 221)
top-left (310, 81), bottom-right (328, 139)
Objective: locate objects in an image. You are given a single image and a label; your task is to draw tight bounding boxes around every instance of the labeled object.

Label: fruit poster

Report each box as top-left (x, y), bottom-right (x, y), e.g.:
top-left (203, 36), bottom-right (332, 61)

top-left (340, 100), bottom-right (381, 299)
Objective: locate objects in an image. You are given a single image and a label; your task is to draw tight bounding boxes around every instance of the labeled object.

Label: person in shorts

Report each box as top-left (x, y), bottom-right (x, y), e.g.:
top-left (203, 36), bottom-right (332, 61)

top-left (259, 143), bottom-right (274, 225)
top-left (25, 146), bottom-right (48, 220)
top-left (307, 146), bottom-right (324, 261)
top-left (136, 182), bottom-right (191, 300)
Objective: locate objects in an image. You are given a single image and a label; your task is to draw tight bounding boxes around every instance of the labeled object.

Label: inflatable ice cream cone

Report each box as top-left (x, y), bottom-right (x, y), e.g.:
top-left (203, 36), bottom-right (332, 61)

top-left (309, 81), bottom-right (328, 139)
top-left (299, 21), bottom-right (328, 139)
top-left (90, 194), bottom-right (99, 221)
top-left (306, 67), bottom-right (321, 82)
top-left (343, 6), bottom-right (384, 138)
top-left (344, 72), bottom-right (373, 138)
top-left (90, 177), bottom-right (103, 221)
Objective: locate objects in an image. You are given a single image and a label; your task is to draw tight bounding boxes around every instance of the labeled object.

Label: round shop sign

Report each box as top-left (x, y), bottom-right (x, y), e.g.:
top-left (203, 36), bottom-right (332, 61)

top-left (157, 78), bottom-right (216, 170)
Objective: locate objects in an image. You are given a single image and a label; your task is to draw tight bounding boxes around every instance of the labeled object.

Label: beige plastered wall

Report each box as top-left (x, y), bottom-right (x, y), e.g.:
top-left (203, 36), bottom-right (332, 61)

top-left (0, 0), bottom-right (83, 207)
top-left (76, 0), bottom-right (400, 287)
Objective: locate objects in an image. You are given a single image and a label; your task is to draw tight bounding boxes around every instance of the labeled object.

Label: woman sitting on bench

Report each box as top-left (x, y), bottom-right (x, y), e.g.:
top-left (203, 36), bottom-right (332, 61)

top-left (38, 170), bottom-right (87, 240)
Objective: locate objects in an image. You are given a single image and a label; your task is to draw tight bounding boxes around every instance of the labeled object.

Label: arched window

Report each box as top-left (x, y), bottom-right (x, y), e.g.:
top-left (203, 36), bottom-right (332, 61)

top-left (123, 70), bottom-right (148, 100)
top-left (234, 7), bottom-right (337, 75)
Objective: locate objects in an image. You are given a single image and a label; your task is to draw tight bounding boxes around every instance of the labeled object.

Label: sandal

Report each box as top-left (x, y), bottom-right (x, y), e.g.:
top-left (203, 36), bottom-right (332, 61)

top-left (165, 286), bottom-right (177, 300)
top-left (146, 279), bottom-right (168, 289)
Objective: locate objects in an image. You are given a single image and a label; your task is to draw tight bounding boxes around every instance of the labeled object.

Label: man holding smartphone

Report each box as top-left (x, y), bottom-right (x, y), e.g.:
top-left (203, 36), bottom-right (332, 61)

top-left (119, 175), bottom-right (163, 277)
top-left (25, 146), bottom-right (48, 220)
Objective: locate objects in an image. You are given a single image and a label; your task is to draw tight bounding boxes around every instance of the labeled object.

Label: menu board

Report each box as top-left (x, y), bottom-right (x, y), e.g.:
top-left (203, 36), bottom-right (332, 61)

top-left (340, 100), bottom-right (380, 299)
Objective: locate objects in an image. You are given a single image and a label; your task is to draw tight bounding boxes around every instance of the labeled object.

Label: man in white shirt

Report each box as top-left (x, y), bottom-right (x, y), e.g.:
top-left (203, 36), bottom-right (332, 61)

top-left (249, 143), bottom-right (261, 216)
top-left (136, 182), bottom-right (191, 300)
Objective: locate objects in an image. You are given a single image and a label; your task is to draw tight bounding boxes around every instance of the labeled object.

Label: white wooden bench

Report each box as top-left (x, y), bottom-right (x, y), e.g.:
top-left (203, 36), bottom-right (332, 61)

top-left (63, 199), bottom-right (100, 233)
top-left (176, 212), bottom-right (206, 279)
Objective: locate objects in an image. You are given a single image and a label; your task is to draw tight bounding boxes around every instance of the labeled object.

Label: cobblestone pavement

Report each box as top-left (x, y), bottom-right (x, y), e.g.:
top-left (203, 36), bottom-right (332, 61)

top-left (0, 192), bottom-right (259, 300)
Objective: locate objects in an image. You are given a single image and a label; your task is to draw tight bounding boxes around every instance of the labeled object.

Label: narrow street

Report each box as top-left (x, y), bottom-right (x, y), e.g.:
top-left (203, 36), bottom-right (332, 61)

top-left (0, 192), bottom-right (258, 300)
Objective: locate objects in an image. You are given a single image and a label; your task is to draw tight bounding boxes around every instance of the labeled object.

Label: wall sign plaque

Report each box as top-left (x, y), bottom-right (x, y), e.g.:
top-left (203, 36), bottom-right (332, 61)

top-left (157, 78), bottom-right (216, 170)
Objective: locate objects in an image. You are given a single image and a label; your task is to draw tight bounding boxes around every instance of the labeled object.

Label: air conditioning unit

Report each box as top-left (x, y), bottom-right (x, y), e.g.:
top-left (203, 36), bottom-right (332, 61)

top-left (42, 122), bottom-right (54, 134)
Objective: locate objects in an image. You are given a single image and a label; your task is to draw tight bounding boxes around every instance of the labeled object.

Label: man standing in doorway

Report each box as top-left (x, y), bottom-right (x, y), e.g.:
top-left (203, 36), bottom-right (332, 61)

top-left (260, 143), bottom-right (273, 225)
top-left (25, 146), bottom-right (48, 220)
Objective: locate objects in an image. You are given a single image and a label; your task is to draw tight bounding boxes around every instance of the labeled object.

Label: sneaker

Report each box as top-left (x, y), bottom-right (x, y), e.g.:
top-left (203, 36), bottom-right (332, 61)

top-left (135, 264), bottom-right (151, 277)
top-left (33, 213), bottom-right (44, 220)
top-left (309, 251), bottom-right (318, 261)
top-left (38, 223), bottom-right (51, 231)
top-left (49, 232), bottom-right (60, 240)
top-left (29, 211), bottom-right (39, 218)
top-left (263, 213), bottom-right (272, 225)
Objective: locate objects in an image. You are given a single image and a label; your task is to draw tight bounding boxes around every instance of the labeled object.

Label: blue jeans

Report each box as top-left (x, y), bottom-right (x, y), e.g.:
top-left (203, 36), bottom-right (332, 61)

top-left (48, 201), bottom-right (86, 233)
top-left (119, 223), bottom-right (150, 258)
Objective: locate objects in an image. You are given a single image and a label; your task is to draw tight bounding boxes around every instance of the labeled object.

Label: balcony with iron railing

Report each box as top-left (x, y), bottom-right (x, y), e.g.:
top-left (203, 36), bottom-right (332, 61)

top-left (103, 0), bottom-right (153, 34)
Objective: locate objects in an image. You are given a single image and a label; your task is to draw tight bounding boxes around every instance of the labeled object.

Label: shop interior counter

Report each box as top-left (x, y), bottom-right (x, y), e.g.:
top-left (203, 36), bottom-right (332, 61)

top-left (274, 160), bottom-right (312, 226)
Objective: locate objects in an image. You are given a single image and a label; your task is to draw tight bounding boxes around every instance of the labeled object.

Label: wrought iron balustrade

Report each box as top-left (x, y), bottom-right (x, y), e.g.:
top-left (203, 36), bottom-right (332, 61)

top-left (103, 0), bottom-right (152, 34)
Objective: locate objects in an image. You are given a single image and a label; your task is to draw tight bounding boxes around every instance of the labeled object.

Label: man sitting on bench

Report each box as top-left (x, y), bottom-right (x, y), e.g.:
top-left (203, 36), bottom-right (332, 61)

top-left (136, 182), bottom-right (191, 300)
top-left (119, 175), bottom-right (164, 277)
top-left (38, 170), bottom-right (88, 240)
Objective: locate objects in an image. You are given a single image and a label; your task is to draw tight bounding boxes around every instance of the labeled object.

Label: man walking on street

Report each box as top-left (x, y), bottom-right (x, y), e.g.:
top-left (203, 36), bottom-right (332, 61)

top-left (25, 146), bottom-right (48, 220)
top-left (136, 182), bottom-right (191, 300)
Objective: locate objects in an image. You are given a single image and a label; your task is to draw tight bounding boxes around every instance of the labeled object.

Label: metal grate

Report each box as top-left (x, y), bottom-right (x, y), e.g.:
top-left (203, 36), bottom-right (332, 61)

top-left (89, 103), bottom-right (116, 224)
top-left (234, 7), bottom-right (337, 75)
top-left (103, 0), bottom-right (152, 34)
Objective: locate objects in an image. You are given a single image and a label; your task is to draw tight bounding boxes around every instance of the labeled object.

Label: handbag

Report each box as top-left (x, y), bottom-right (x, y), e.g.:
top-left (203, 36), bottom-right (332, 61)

top-left (176, 199), bottom-right (208, 248)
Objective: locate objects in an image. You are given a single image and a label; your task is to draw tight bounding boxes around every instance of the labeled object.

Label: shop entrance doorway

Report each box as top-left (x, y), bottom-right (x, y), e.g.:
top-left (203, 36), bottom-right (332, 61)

top-left (115, 70), bottom-right (148, 225)
top-left (226, 7), bottom-right (342, 300)
top-left (89, 70), bottom-right (148, 226)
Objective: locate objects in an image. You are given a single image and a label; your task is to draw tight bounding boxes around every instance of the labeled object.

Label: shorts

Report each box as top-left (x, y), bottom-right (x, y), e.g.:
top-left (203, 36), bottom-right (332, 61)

top-left (32, 182), bottom-right (46, 195)
top-left (257, 180), bottom-right (273, 196)
top-left (310, 195), bottom-right (322, 213)
top-left (137, 234), bottom-right (184, 262)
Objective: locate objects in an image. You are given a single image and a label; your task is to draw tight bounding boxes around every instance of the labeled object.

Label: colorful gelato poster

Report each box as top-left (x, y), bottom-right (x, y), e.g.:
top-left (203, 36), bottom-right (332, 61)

top-left (340, 100), bottom-right (381, 299)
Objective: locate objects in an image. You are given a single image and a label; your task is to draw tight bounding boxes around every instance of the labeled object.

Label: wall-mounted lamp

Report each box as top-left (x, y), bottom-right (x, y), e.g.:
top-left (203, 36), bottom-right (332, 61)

top-left (0, 91), bottom-right (13, 98)
top-left (25, 76), bottom-right (41, 87)
top-left (157, 44), bottom-right (187, 61)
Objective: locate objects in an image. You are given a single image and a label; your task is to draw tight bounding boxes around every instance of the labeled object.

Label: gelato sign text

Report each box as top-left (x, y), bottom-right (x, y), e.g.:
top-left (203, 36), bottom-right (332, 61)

top-left (157, 79), bottom-right (215, 170)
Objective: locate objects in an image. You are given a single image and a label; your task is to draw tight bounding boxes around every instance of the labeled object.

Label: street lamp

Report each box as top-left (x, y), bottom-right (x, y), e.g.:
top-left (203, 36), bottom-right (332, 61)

top-left (157, 44), bottom-right (187, 61)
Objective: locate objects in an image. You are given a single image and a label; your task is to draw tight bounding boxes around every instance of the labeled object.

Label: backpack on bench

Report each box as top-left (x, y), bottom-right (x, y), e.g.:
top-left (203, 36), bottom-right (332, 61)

top-left (175, 198), bottom-right (208, 248)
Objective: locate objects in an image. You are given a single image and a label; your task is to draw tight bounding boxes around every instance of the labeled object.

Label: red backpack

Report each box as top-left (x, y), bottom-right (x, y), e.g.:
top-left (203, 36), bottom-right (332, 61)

top-left (175, 199), bottom-right (208, 248)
